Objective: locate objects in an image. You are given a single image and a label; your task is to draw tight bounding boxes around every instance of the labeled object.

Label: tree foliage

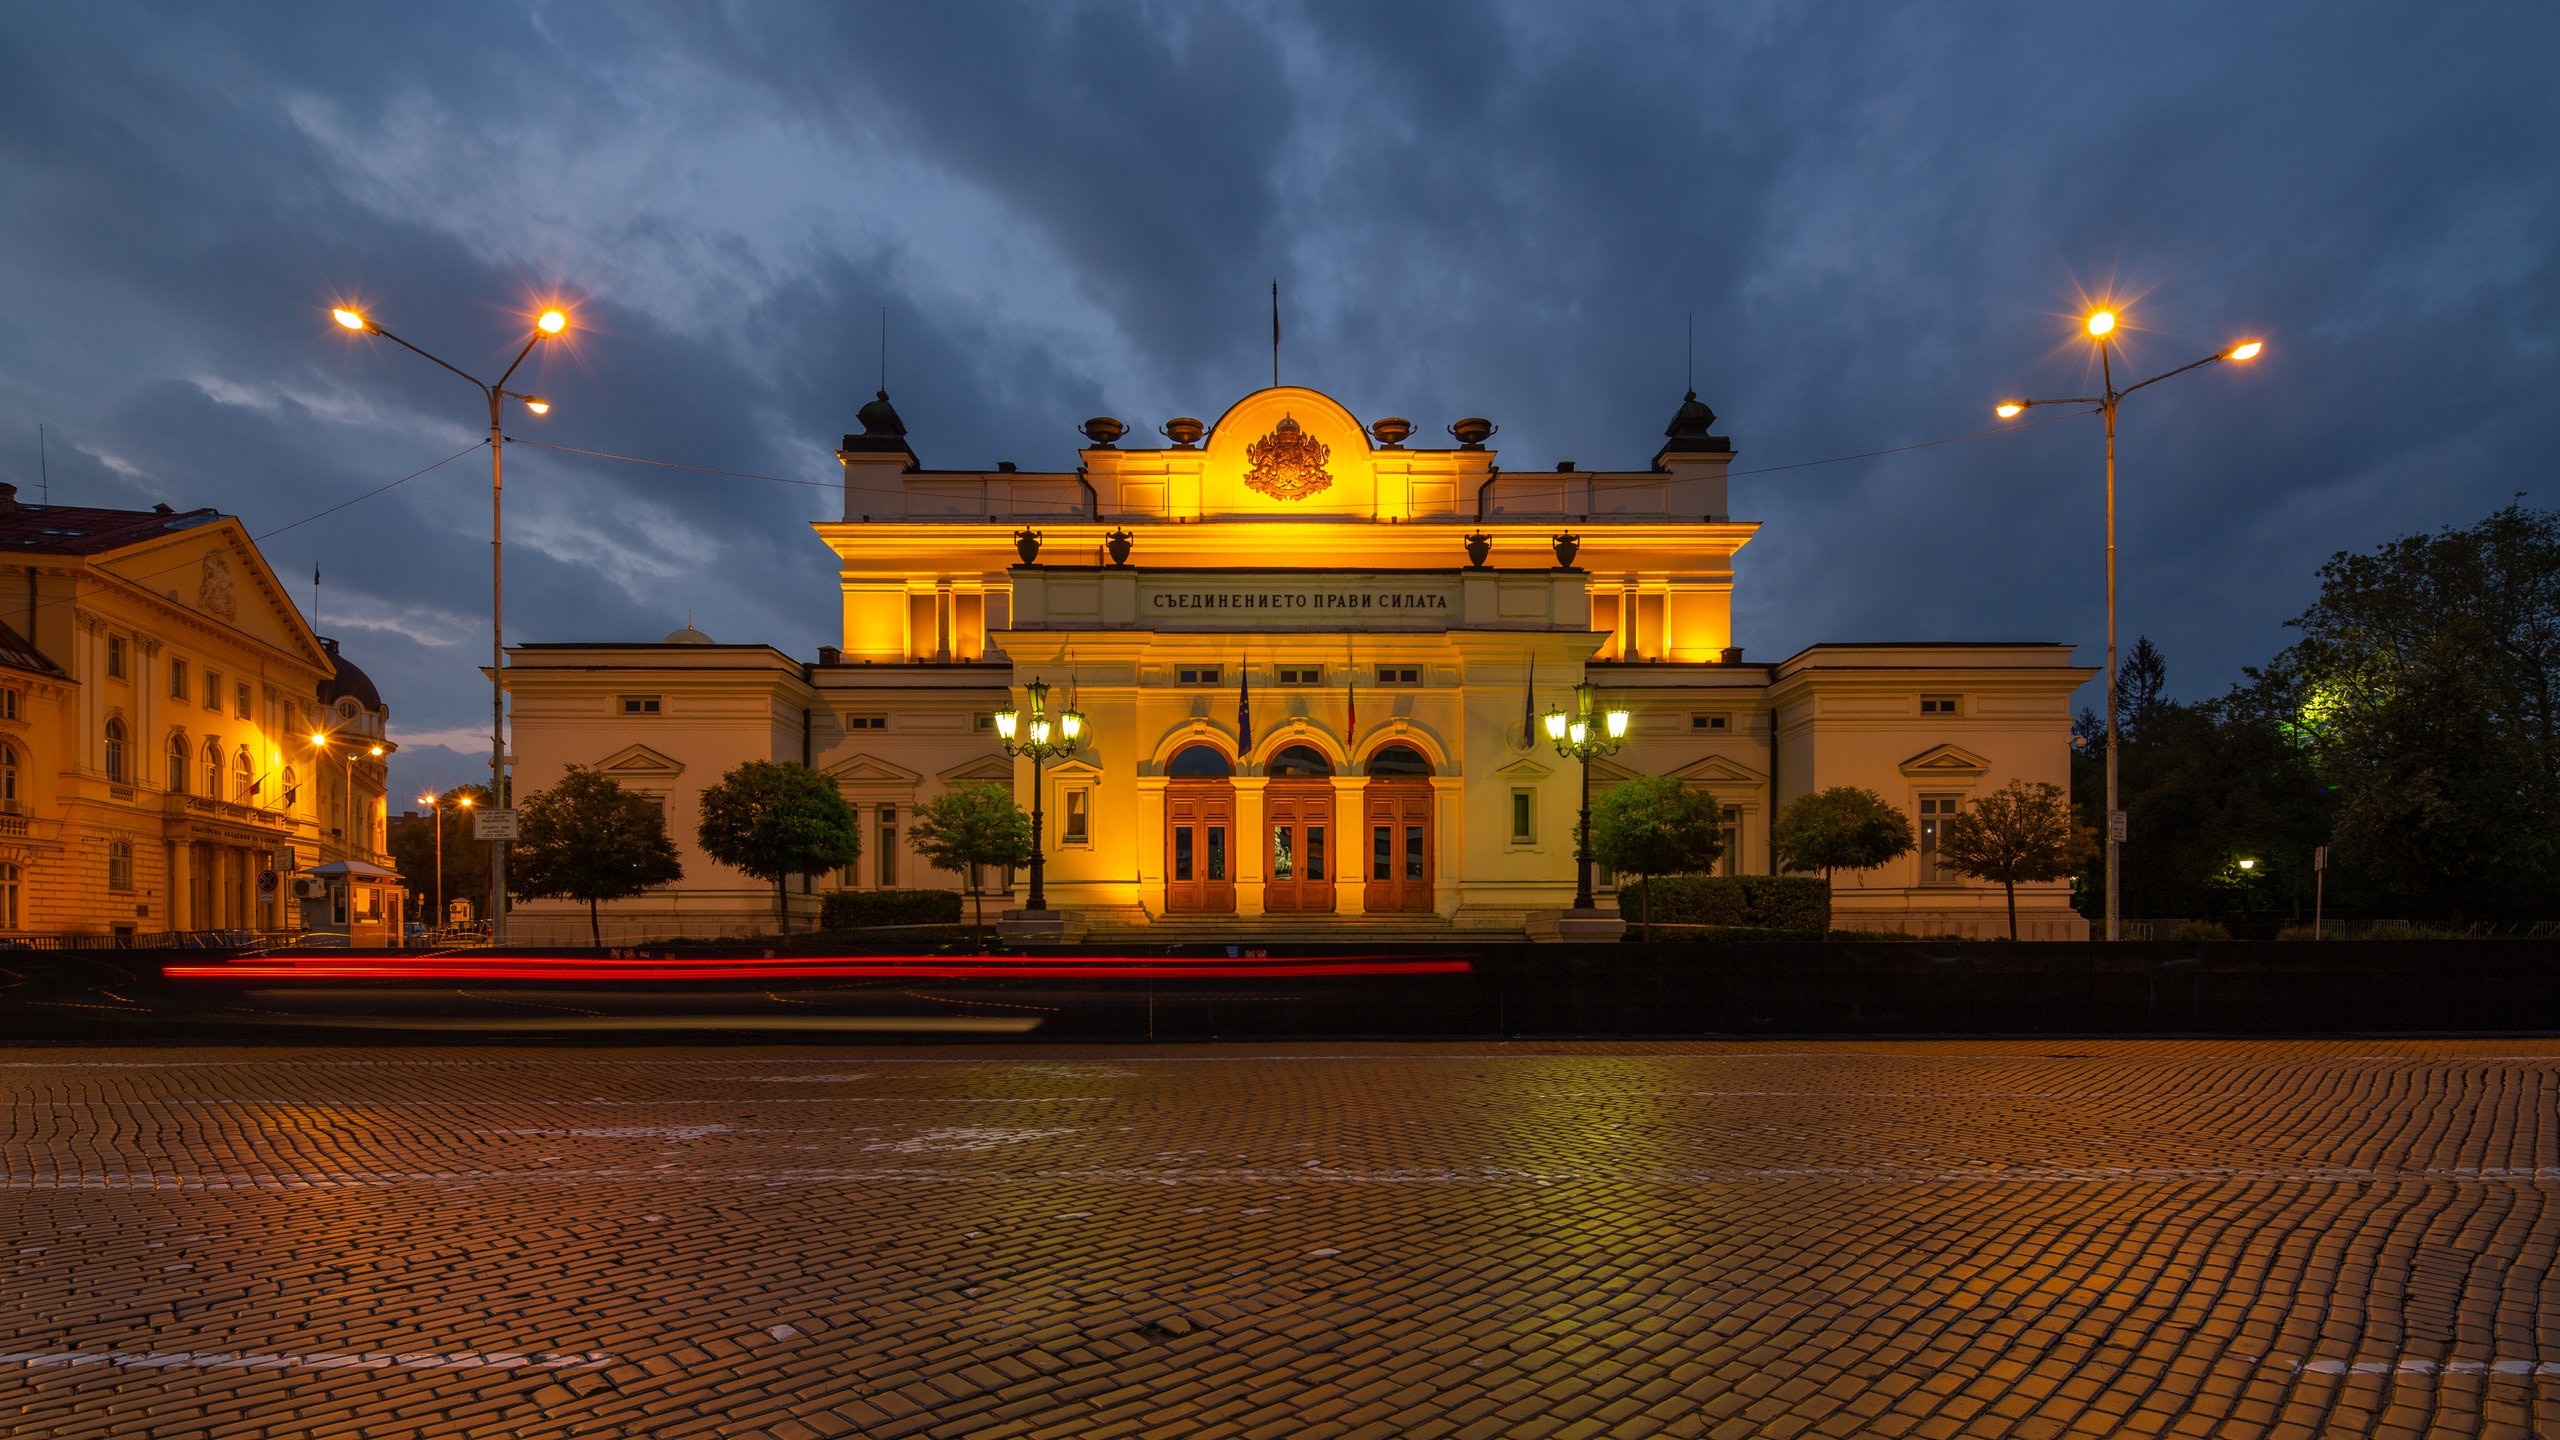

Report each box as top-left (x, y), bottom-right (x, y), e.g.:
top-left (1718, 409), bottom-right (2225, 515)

top-left (386, 783), bottom-right (493, 928)
top-left (694, 761), bottom-right (861, 935)
top-left (1938, 781), bottom-right (2098, 939)
top-left (904, 782), bottom-right (1035, 934)
top-left (1590, 776), bottom-right (1725, 940)
top-left (1772, 787), bottom-right (1914, 880)
top-left (509, 766), bottom-right (683, 946)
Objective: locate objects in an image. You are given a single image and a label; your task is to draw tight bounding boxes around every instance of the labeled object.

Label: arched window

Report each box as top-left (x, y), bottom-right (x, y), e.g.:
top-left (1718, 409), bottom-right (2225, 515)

top-left (282, 765), bottom-right (298, 809)
top-left (202, 737), bottom-right (222, 799)
top-left (1167, 744), bottom-right (1234, 778)
top-left (234, 747), bottom-right (254, 802)
top-left (0, 742), bottom-right (16, 814)
top-left (0, 861), bottom-right (17, 930)
top-left (168, 733), bottom-right (190, 794)
top-left (1365, 744), bottom-right (1434, 777)
top-left (1266, 745), bottom-right (1334, 779)
top-left (103, 719), bottom-right (126, 783)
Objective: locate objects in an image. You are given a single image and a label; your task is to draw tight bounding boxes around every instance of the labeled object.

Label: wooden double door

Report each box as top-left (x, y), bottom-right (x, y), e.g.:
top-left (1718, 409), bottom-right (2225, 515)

top-left (1164, 781), bottom-right (1236, 914)
top-left (1362, 781), bottom-right (1436, 913)
top-left (1263, 781), bottom-right (1336, 913)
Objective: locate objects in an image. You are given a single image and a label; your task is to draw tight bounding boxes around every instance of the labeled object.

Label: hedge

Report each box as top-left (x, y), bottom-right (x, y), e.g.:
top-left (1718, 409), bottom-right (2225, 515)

top-left (819, 888), bottom-right (964, 929)
top-left (1640, 875), bottom-right (1831, 934)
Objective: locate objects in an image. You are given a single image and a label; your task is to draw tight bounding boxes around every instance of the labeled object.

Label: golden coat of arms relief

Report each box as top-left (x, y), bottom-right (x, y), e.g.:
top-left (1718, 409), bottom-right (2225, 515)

top-left (1242, 414), bottom-right (1333, 502)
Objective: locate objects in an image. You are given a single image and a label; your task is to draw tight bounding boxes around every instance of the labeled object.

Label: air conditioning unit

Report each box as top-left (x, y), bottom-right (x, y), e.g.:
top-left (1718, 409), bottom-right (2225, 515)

top-left (290, 877), bottom-right (327, 901)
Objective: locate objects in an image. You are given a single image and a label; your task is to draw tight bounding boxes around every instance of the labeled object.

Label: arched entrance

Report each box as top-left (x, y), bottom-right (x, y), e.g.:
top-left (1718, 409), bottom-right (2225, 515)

top-left (1163, 744), bottom-right (1235, 914)
top-left (1362, 743), bottom-right (1436, 913)
top-left (1262, 744), bottom-right (1336, 914)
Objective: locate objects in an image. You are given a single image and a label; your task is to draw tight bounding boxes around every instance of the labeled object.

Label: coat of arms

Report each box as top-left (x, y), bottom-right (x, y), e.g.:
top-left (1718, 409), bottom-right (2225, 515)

top-left (1243, 414), bottom-right (1333, 502)
top-left (197, 550), bottom-right (238, 620)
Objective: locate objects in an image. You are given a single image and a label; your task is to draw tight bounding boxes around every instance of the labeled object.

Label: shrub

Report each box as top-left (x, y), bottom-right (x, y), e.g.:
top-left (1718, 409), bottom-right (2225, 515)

top-left (2170, 919), bottom-right (2233, 940)
top-left (820, 888), bottom-right (963, 930)
top-left (1644, 875), bottom-right (1830, 935)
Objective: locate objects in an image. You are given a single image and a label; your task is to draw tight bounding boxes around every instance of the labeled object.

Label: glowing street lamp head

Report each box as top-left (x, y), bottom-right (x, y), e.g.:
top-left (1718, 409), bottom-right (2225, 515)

top-left (419, 794), bottom-right (436, 807)
top-left (993, 709), bottom-right (1019, 741)
top-left (2226, 340), bottom-right (2264, 361)
top-left (1995, 402), bottom-right (2026, 419)
top-left (1029, 719), bottom-right (1051, 745)
top-left (536, 309), bottom-right (568, 336)
top-left (1568, 720), bottom-right (1589, 746)
top-left (1059, 710), bottom-right (1084, 741)
top-left (2085, 310), bottom-right (2117, 338)
top-left (458, 795), bottom-right (474, 808)
top-left (369, 745), bottom-right (384, 757)
top-left (1543, 709), bottom-right (1568, 741)
top-left (332, 307), bottom-right (369, 332)
top-left (2237, 857), bottom-right (2256, 871)
top-left (310, 732), bottom-right (328, 747)
top-left (521, 397), bottom-right (551, 415)
top-left (1605, 709), bottom-right (1631, 740)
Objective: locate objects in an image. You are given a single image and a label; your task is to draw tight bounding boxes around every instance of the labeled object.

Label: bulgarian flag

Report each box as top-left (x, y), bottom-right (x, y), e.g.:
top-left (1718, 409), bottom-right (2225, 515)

top-left (1237, 668), bottom-right (1253, 753)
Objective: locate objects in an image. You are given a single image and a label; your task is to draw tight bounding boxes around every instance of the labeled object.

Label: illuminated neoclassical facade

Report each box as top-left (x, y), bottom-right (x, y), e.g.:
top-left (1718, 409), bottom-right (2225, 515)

top-left (506, 384), bottom-right (2093, 941)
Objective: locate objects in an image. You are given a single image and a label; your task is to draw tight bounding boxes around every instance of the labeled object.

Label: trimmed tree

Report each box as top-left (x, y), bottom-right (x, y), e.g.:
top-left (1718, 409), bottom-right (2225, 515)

top-left (509, 767), bottom-right (684, 946)
top-left (904, 782), bottom-right (1036, 938)
top-left (1590, 776), bottom-right (1726, 940)
top-left (1773, 786), bottom-right (1915, 882)
top-left (1936, 780), bottom-right (2099, 940)
top-left (694, 761), bottom-right (861, 935)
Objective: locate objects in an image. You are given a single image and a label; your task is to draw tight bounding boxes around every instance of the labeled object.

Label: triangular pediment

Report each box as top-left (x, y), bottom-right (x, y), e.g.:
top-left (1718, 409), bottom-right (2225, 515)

top-left (1044, 758), bottom-right (1103, 782)
top-left (1585, 755), bottom-right (1642, 784)
top-left (1493, 756), bottom-right (1554, 781)
top-left (1669, 753), bottom-right (1766, 789)
top-left (1900, 743), bottom-right (1991, 778)
top-left (938, 752), bottom-right (1018, 786)
top-left (595, 743), bottom-right (685, 778)
top-left (826, 752), bottom-right (923, 786)
top-left (99, 518), bottom-right (329, 671)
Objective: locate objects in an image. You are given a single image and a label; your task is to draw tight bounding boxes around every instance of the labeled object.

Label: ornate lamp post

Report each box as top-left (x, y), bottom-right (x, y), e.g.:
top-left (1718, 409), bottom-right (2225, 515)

top-left (1996, 313), bottom-right (2263, 941)
top-left (331, 301), bottom-right (568, 945)
top-left (992, 678), bottom-right (1085, 913)
top-left (1543, 680), bottom-right (1631, 912)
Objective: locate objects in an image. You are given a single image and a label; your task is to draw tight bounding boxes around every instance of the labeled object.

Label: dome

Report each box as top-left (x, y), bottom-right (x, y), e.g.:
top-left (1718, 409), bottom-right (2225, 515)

top-left (316, 637), bottom-right (383, 712)
top-left (854, 389), bottom-right (906, 438)
top-left (663, 622), bottom-right (714, 645)
top-left (1663, 390), bottom-right (1718, 439)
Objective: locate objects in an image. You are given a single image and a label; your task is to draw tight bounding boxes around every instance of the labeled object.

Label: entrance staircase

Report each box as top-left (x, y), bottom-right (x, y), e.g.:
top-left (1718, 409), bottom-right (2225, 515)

top-left (1071, 909), bottom-right (1501, 945)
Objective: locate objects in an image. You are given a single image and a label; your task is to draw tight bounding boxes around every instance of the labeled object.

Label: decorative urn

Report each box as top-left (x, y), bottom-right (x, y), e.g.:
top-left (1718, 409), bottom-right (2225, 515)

top-left (1464, 531), bottom-right (1493, 567)
top-left (1159, 417), bottom-right (1204, 448)
top-left (1552, 532), bottom-right (1580, 568)
top-left (1448, 417), bottom-right (1497, 448)
top-left (1368, 416), bottom-right (1414, 448)
top-left (1080, 416), bottom-right (1126, 447)
top-left (1014, 528), bottom-right (1043, 565)
top-left (1105, 527), bottom-right (1134, 566)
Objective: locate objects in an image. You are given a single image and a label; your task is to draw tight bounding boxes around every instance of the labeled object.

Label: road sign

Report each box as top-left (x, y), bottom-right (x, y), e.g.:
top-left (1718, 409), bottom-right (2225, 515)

top-left (473, 809), bottom-right (519, 841)
top-left (2107, 809), bottom-right (2128, 843)
top-left (256, 868), bottom-right (278, 895)
top-left (2314, 845), bottom-right (2329, 871)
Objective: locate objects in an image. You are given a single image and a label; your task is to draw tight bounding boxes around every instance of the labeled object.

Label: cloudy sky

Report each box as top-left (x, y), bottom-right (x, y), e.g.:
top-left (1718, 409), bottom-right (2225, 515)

top-left (3, 3), bottom-right (2551, 797)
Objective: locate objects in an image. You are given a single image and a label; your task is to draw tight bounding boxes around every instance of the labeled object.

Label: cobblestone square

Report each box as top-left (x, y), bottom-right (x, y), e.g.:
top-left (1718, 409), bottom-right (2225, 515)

top-left (7, 1040), bottom-right (2560, 1437)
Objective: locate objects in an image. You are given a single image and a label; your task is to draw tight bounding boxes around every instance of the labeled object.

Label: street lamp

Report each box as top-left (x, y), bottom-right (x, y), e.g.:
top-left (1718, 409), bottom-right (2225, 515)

top-left (992, 678), bottom-right (1085, 914)
top-left (331, 301), bottom-right (567, 944)
top-left (1995, 310), bottom-right (2264, 942)
top-left (1543, 680), bottom-right (1631, 912)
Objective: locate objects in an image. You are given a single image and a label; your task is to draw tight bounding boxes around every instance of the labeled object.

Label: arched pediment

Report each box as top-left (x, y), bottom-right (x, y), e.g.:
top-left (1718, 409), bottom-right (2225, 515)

top-left (1197, 387), bottom-right (1377, 518)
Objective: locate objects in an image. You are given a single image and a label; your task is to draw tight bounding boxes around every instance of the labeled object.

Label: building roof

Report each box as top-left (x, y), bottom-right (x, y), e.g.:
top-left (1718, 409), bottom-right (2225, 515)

top-left (0, 485), bottom-right (223, 555)
top-left (0, 614), bottom-right (62, 678)
top-left (317, 637), bottom-right (383, 711)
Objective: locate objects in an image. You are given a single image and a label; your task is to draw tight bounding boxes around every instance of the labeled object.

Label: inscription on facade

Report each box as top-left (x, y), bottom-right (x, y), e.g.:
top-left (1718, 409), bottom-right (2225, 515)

top-left (1138, 576), bottom-right (1460, 626)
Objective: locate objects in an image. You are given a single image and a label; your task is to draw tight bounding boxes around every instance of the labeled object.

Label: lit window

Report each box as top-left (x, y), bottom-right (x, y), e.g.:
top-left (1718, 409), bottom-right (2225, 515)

top-left (1691, 713), bottom-right (1730, 732)
top-left (1921, 695), bottom-right (1960, 715)
top-left (1176, 666), bottom-right (1222, 685)
top-left (1275, 666), bottom-right (1322, 686)
top-left (1510, 789), bottom-right (1534, 845)
top-left (1919, 796), bottom-right (1962, 883)
top-left (235, 683), bottom-right (251, 719)
top-left (1062, 788), bottom-right (1089, 845)
top-left (1375, 666), bottom-right (1420, 685)
top-left (846, 715), bottom-right (888, 730)
top-left (619, 696), bottom-right (661, 715)
top-left (202, 737), bottom-right (222, 798)
top-left (235, 747), bottom-right (253, 801)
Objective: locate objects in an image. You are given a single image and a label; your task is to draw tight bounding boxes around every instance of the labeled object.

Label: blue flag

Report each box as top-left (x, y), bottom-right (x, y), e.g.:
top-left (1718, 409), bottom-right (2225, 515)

top-left (1237, 668), bottom-right (1253, 754)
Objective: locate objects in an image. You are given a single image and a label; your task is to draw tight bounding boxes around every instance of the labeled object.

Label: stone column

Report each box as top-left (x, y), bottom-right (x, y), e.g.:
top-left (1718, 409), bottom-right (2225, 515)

top-left (1232, 774), bottom-right (1267, 918)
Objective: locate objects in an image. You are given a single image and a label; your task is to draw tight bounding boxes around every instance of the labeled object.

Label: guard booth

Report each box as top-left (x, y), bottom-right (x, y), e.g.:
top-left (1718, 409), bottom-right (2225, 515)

top-left (300, 859), bottom-right (407, 948)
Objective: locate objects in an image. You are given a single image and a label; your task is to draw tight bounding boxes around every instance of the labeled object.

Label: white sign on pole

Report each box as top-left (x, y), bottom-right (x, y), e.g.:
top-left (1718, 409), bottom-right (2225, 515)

top-left (2106, 809), bottom-right (2128, 843)
top-left (473, 809), bottom-right (520, 841)
top-left (2314, 845), bottom-right (2329, 871)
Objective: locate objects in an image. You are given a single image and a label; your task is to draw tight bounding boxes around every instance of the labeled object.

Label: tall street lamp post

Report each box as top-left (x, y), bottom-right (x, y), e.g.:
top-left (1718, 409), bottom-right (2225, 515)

top-left (1543, 679), bottom-right (1631, 912)
top-left (331, 303), bottom-right (567, 945)
top-left (992, 678), bottom-right (1085, 913)
top-left (1997, 313), bottom-right (2263, 941)
top-left (415, 791), bottom-right (470, 932)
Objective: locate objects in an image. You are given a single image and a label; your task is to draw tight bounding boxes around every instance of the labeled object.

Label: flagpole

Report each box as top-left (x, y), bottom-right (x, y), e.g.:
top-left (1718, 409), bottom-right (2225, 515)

top-left (1270, 280), bottom-right (1280, 389)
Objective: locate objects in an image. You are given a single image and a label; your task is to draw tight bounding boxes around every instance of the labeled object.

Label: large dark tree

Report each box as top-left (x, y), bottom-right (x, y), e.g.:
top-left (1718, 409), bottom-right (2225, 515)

top-left (510, 767), bottom-right (684, 946)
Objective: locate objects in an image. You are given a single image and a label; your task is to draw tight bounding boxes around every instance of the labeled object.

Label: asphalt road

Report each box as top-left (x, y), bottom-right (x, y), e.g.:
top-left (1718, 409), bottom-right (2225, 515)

top-left (8, 1041), bottom-right (2560, 1438)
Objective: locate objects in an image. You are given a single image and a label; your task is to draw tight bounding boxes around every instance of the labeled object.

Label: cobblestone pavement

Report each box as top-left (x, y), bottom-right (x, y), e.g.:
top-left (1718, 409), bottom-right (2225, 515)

top-left (8, 1041), bottom-right (2560, 1439)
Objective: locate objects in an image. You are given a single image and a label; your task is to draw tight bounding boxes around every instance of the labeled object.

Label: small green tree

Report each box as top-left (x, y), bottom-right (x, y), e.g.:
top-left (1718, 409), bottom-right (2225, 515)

top-left (1590, 776), bottom-right (1725, 940)
top-left (1774, 786), bottom-right (1915, 882)
top-left (1936, 780), bottom-right (2099, 940)
top-left (509, 767), bottom-right (684, 946)
top-left (386, 783), bottom-right (493, 927)
top-left (694, 761), bottom-right (861, 935)
top-left (904, 782), bottom-right (1036, 937)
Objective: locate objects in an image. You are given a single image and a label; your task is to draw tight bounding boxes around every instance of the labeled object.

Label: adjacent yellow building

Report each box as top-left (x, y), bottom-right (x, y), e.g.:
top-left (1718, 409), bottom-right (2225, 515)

top-left (0, 484), bottom-right (399, 942)
top-left (506, 382), bottom-right (2092, 942)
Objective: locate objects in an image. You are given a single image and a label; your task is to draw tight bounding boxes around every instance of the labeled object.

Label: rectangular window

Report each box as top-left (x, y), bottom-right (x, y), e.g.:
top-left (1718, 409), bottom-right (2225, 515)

top-left (107, 636), bottom-right (126, 679)
top-left (1720, 805), bottom-right (1743, 877)
top-left (1511, 789), bottom-right (1535, 844)
top-left (1406, 826), bottom-right (1425, 879)
top-left (170, 658), bottom-right (188, 699)
top-left (1206, 826), bottom-right (1227, 880)
top-left (1373, 826), bottom-right (1391, 880)
top-left (973, 713), bottom-right (996, 732)
top-left (845, 715), bottom-right (887, 730)
top-left (1919, 796), bottom-right (1961, 882)
top-left (1920, 695), bottom-right (1960, 715)
top-left (1306, 826), bottom-right (1325, 881)
top-left (204, 671), bottom-right (221, 710)
top-left (1272, 825), bottom-right (1293, 880)
top-left (0, 688), bottom-right (14, 721)
top-left (235, 682), bottom-right (251, 720)
top-left (1275, 666), bottom-right (1322, 686)
top-left (877, 806), bottom-right (898, 886)
top-left (107, 840), bottom-right (134, 892)
top-left (619, 696), bottom-right (662, 715)
top-left (1375, 666), bottom-right (1420, 685)
top-left (1691, 713), bottom-right (1730, 733)
top-left (1176, 666), bottom-right (1223, 685)
top-left (1062, 789), bottom-right (1088, 845)
top-left (1174, 827), bottom-right (1193, 881)
top-left (332, 884), bottom-right (349, 926)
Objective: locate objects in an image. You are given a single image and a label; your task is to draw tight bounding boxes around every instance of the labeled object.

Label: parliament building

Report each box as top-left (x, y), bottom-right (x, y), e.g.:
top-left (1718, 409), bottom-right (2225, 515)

top-left (506, 383), bottom-right (2093, 941)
